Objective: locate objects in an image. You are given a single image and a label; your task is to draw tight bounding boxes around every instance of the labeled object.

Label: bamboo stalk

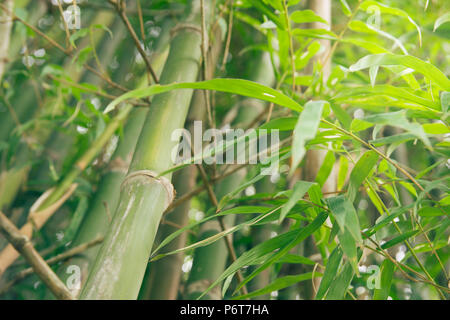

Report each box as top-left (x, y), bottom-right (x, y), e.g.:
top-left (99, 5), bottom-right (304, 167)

top-left (0, 0), bottom-right (13, 82)
top-left (80, 0), bottom-right (213, 300)
top-left (140, 22), bottom-right (224, 300)
top-left (50, 22), bottom-right (171, 297)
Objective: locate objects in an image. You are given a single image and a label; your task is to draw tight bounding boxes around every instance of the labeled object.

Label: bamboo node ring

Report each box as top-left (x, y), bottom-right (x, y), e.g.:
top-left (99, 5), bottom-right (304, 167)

top-left (170, 23), bottom-right (202, 39)
top-left (121, 170), bottom-right (175, 206)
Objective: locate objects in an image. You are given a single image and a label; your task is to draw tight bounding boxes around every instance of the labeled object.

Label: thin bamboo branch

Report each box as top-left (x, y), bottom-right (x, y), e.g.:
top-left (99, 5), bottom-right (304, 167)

top-left (0, 211), bottom-right (74, 300)
top-left (109, 0), bottom-right (159, 84)
top-left (0, 237), bottom-right (103, 296)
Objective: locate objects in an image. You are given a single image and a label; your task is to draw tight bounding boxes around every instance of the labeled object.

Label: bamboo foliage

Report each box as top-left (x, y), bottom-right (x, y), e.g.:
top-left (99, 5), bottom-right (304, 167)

top-left (0, 0), bottom-right (448, 302)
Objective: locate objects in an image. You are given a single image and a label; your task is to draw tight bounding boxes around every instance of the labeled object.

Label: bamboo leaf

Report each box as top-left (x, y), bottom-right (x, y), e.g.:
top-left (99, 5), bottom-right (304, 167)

top-left (316, 246), bottom-right (343, 300)
top-left (104, 79), bottom-right (302, 114)
top-left (381, 229), bottom-right (420, 249)
top-left (364, 111), bottom-right (431, 148)
top-left (316, 151), bottom-right (336, 188)
top-left (347, 151), bottom-right (379, 202)
top-left (279, 180), bottom-right (314, 223)
top-left (233, 272), bottom-right (321, 299)
top-left (339, 0), bottom-right (352, 16)
top-left (290, 100), bottom-right (328, 175)
top-left (326, 196), bottom-right (362, 243)
top-left (337, 227), bottom-right (359, 275)
top-left (433, 12), bottom-right (450, 31)
top-left (373, 259), bottom-right (395, 300)
top-left (232, 212), bottom-right (329, 294)
top-left (290, 10), bottom-right (328, 24)
top-left (441, 92), bottom-right (450, 113)
top-left (198, 212), bottom-right (328, 299)
top-left (276, 254), bottom-right (316, 265)
top-left (293, 28), bottom-right (338, 40)
top-left (360, 1), bottom-right (422, 46)
top-left (349, 53), bottom-right (450, 90)
top-left (332, 85), bottom-right (441, 112)
top-left (325, 262), bottom-right (354, 299)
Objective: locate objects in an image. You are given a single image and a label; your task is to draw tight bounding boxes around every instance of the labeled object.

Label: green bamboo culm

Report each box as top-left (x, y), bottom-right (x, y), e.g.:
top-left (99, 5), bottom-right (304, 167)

top-left (51, 21), bottom-right (172, 297)
top-left (80, 0), bottom-right (212, 300)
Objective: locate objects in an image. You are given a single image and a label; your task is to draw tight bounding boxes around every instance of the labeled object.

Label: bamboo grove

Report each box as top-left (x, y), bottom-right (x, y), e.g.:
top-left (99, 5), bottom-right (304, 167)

top-left (0, 0), bottom-right (448, 300)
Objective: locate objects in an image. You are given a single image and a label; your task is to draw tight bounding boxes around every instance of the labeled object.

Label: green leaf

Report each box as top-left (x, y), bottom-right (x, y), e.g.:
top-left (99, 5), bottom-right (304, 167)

top-left (290, 100), bottom-right (328, 174)
top-left (422, 123), bottom-right (450, 135)
top-left (315, 151), bottom-right (335, 188)
top-left (104, 79), bottom-right (302, 114)
top-left (199, 212), bottom-right (328, 299)
top-left (276, 254), bottom-right (316, 265)
top-left (326, 196), bottom-right (363, 243)
top-left (339, 0), bottom-right (352, 16)
top-left (233, 273), bottom-right (321, 299)
top-left (360, 1), bottom-right (422, 46)
top-left (349, 54), bottom-right (450, 90)
top-left (348, 21), bottom-right (407, 54)
top-left (364, 111), bottom-right (431, 148)
top-left (373, 259), bottom-right (395, 300)
top-left (152, 206), bottom-right (276, 255)
top-left (434, 12), bottom-right (450, 31)
top-left (69, 28), bottom-right (89, 48)
top-left (279, 180), bottom-right (314, 223)
top-left (232, 211), bottom-right (328, 294)
top-left (337, 156), bottom-right (349, 191)
top-left (338, 227), bottom-right (359, 274)
top-left (259, 117), bottom-right (297, 131)
top-left (316, 247), bottom-right (343, 299)
top-left (381, 229), bottom-right (420, 249)
top-left (418, 206), bottom-right (448, 217)
top-left (441, 92), bottom-right (450, 113)
top-left (325, 262), bottom-right (354, 299)
top-left (246, 0), bottom-right (284, 29)
top-left (290, 10), bottom-right (328, 24)
top-left (333, 85), bottom-right (441, 112)
top-left (347, 151), bottom-right (379, 202)
top-left (293, 28), bottom-right (338, 40)
top-left (350, 119), bottom-right (374, 132)
top-left (218, 173), bottom-right (266, 211)
top-left (369, 133), bottom-right (415, 147)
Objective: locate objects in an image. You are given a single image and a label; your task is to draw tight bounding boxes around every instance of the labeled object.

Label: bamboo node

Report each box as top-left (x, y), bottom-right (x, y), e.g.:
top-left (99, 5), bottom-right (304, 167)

top-left (122, 170), bottom-right (175, 207)
top-left (170, 23), bottom-right (202, 39)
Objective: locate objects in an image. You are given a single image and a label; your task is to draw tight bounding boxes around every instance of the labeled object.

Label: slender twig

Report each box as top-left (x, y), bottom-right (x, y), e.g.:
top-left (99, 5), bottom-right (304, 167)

top-left (220, 0), bottom-right (234, 71)
top-left (0, 2), bottom-right (127, 92)
top-left (200, 0), bottom-right (214, 128)
top-left (282, 0), bottom-right (296, 93)
top-left (0, 211), bottom-right (74, 300)
top-left (364, 180), bottom-right (446, 299)
top-left (0, 3), bottom-right (68, 54)
top-left (136, 0), bottom-right (146, 44)
top-left (56, 0), bottom-right (72, 51)
top-left (109, 0), bottom-right (159, 84)
top-left (0, 237), bottom-right (103, 295)
top-left (365, 238), bottom-right (450, 294)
